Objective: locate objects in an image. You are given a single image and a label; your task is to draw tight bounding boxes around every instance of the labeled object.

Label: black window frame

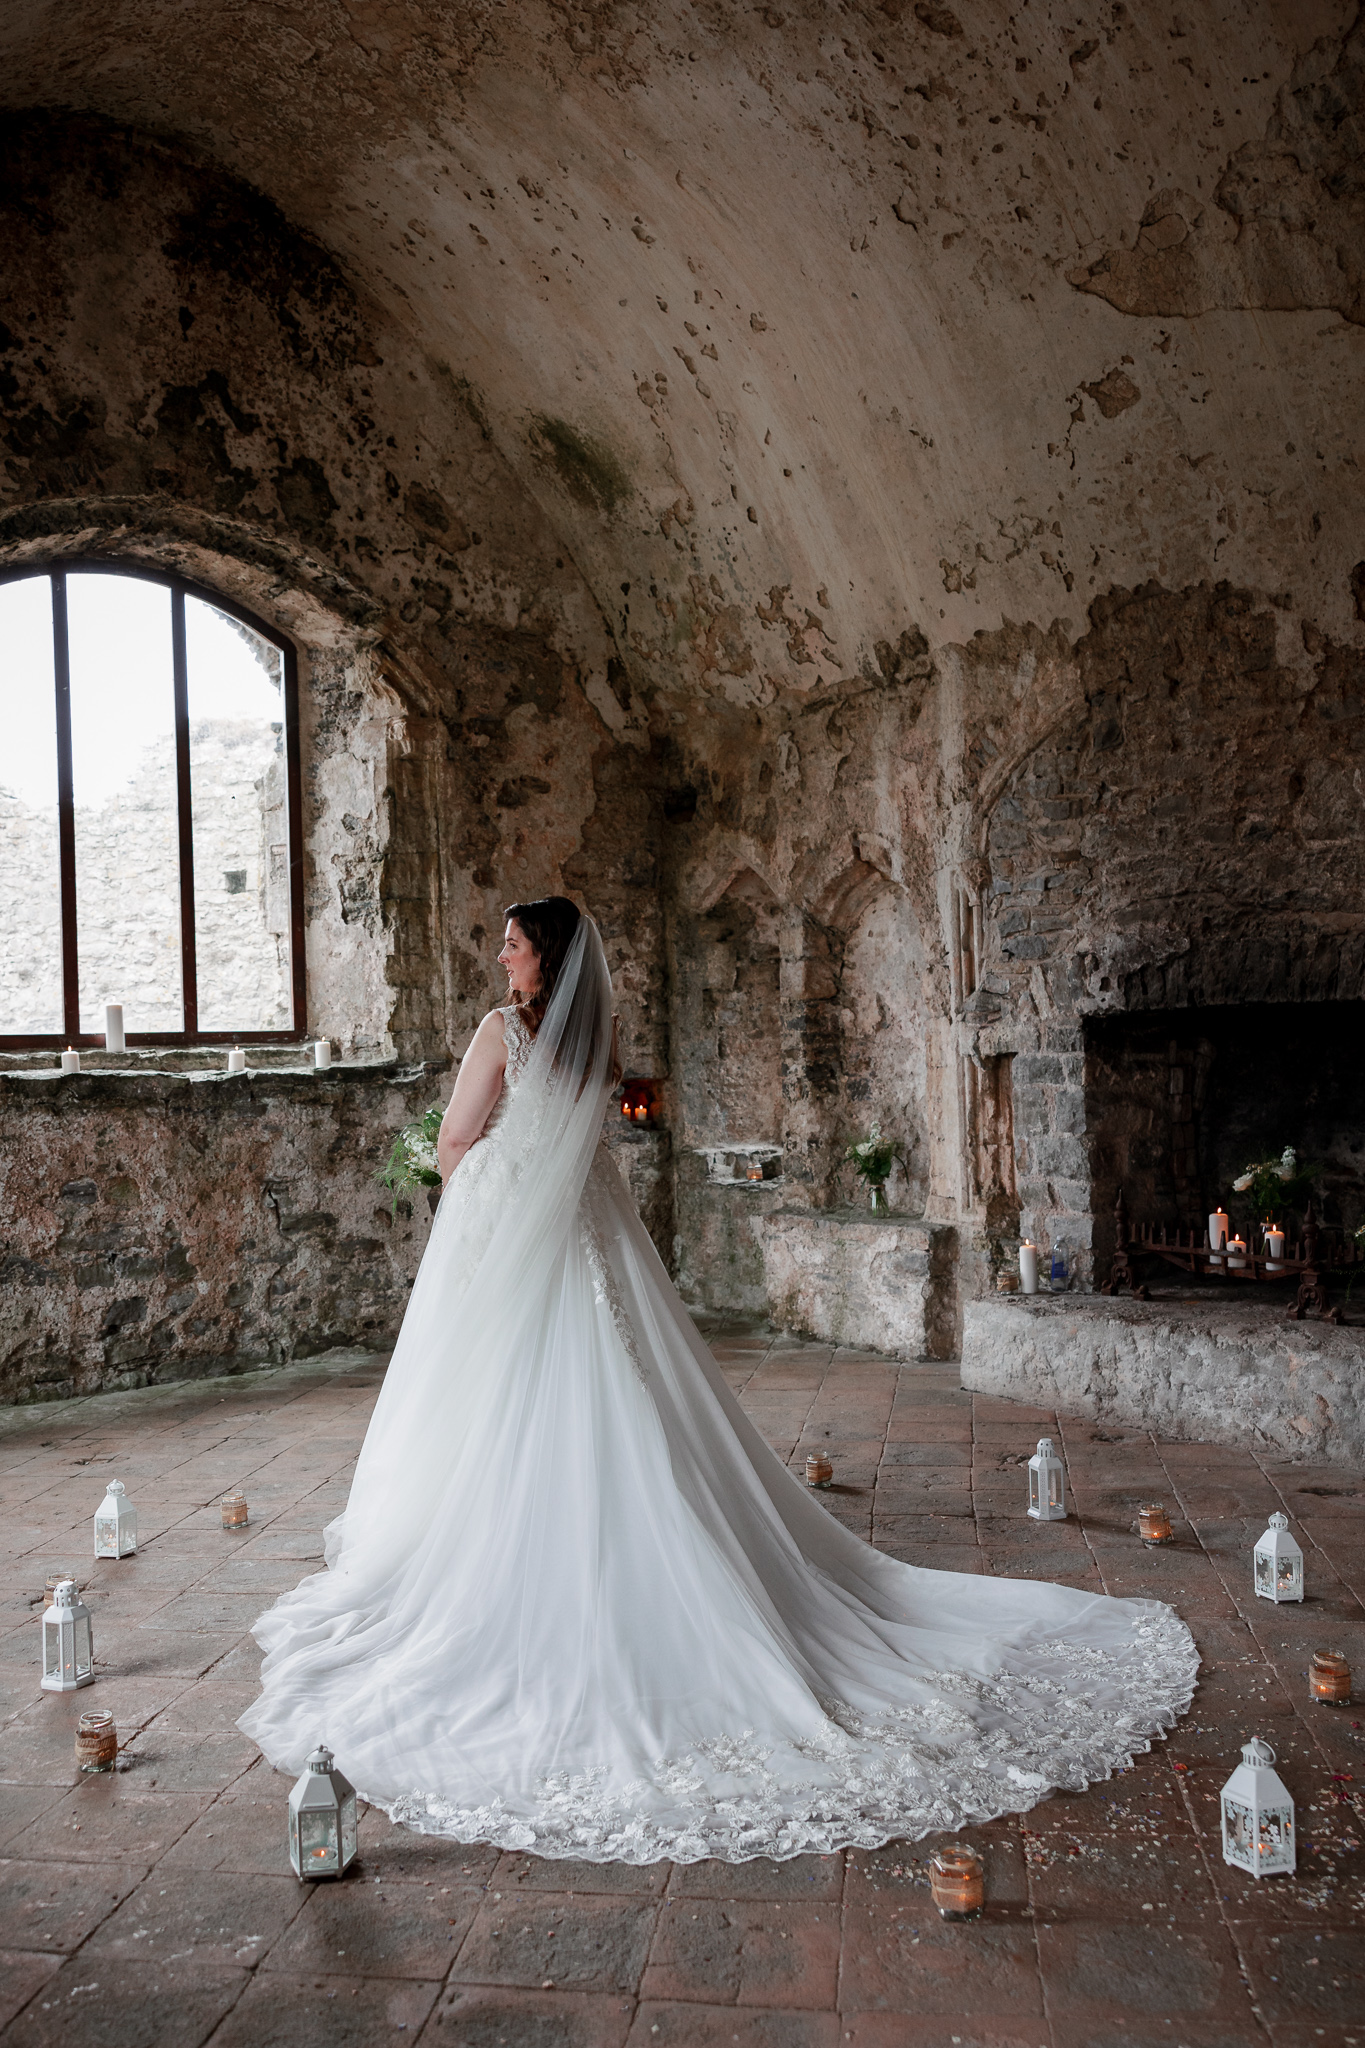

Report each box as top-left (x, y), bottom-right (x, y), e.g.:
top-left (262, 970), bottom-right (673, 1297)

top-left (0, 559), bottom-right (306, 1048)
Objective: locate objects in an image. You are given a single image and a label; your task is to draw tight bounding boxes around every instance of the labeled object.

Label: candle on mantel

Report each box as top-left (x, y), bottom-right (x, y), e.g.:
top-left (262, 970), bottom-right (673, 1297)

top-left (1209, 1207), bottom-right (1229, 1254)
top-left (1264, 1225), bottom-right (1285, 1269)
top-left (1019, 1241), bottom-right (1039, 1295)
top-left (313, 1040), bottom-right (333, 1070)
top-left (1227, 1234), bottom-right (1248, 1270)
top-left (104, 1003), bottom-right (125, 1053)
top-left (61, 1049), bottom-right (80, 1074)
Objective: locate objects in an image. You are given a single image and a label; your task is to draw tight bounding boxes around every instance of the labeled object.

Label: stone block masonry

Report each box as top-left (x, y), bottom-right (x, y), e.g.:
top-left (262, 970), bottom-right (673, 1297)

top-left (0, 1061), bottom-right (445, 1404)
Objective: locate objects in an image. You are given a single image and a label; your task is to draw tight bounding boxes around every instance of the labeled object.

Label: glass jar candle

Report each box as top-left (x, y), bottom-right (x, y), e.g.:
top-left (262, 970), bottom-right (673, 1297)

top-left (1139, 1502), bottom-right (1174, 1545)
top-left (75, 1710), bottom-right (118, 1773)
top-left (1309, 1650), bottom-right (1351, 1705)
top-left (929, 1844), bottom-right (985, 1920)
top-left (220, 1491), bottom-right (249, 1531)
top-left (805, 1453), bottom-right (834, 1489)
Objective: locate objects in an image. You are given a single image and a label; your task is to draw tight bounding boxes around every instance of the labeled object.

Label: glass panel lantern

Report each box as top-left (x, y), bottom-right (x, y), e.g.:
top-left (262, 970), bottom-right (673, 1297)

top-left (1027, 1437), bottom-right (1067, 1520)
top-left (93, 1480), bottom-right (137, 1559)
top-left (41, 1578), bottom-right (95, 1692)
top-left (1221, 1738), bottom-right (1295, 1878)
top-left (1253, 1512), bottom-right (1303, 1603)
top-left (288, 1744), bottom-right (358, 1880)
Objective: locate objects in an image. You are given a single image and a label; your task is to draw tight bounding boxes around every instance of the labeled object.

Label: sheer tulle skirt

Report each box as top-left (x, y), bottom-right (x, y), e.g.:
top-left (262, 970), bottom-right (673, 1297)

top-left (240, 1143), bottom-right (1197, 1863)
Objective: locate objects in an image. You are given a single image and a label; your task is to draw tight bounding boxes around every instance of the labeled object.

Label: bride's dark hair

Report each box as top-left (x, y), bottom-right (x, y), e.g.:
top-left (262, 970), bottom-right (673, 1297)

top-left (504, 896), bottom-right (582, 1034)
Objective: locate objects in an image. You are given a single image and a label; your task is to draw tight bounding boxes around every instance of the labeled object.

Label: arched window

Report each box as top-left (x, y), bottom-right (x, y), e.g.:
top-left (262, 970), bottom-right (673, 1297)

top-left (0, 563), bottom-right (304, 1046)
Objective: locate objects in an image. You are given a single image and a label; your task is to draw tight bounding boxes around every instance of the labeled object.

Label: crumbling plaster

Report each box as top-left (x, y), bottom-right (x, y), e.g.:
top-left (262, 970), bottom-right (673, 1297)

top-left (1, 0), bottom-right (1364, 1390)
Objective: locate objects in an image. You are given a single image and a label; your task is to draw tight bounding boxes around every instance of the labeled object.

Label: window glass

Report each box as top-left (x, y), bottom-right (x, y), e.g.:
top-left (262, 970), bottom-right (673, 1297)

top-left (0, 575), bottom-right (62, 1033)
top-left (185, 597), bottom-right (291, 1031)
top-left (67, 574), bottom-right (183, 1035)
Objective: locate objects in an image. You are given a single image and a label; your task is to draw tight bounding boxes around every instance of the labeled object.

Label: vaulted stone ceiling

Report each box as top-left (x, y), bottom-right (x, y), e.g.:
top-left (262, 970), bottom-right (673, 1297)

top-left (2, 0), bottom-right (1360, 705)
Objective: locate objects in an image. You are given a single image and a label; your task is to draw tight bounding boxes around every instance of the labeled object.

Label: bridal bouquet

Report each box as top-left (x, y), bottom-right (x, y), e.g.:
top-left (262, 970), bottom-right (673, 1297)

top-left (378, 1104), bottom-right (443, 1211)
top-left (1230, 1145), bottom-right (1318, 1219)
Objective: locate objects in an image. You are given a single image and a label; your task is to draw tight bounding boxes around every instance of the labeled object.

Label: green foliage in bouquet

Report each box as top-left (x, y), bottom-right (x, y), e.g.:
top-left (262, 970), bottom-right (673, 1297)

top-left (377, 1104), bottom-right (443, 1213)
top-left (845, 1123), bottom-right (900, 1189)
top-left (1229, 1145), bottom-right (1319, 1221)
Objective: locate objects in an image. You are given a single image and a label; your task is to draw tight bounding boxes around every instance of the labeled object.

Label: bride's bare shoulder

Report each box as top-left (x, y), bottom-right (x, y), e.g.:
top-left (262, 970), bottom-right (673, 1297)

top-left (460, 1009), bottom-right (508, 1068)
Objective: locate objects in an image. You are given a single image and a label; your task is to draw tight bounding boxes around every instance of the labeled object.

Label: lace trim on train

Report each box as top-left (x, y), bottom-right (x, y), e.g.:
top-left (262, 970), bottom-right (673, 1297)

top-left (372, 1604), bottom-right (1198, 1865)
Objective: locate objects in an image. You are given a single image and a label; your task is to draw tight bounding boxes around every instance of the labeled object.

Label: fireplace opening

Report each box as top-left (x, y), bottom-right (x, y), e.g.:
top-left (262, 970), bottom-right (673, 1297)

top-left (1084, 1001), bottom-right (1365, 1283)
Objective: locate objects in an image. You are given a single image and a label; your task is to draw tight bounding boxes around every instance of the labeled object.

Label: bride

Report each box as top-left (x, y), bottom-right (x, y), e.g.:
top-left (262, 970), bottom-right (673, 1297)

top-left (240, 897), bottom-right (1196, 1863)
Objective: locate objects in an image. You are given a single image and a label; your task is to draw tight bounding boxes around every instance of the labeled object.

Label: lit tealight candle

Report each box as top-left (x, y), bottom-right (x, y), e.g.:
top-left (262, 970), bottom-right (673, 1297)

top-left (1019, 1241), bottom-right (1039, 1294)
top-left (104, 1003), bottom-right (125, 1053)
top-left (313, 1040), bottom-right (333, 1070)
top-left (227, 1048), bottom-right (246, 1074)
top-left (61, 1049), bottom-right (80, 1074)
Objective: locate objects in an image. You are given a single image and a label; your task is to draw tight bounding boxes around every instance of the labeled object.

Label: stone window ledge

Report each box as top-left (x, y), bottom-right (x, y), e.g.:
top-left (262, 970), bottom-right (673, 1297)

top-left (0, 1056), bottom-right (445, 1101)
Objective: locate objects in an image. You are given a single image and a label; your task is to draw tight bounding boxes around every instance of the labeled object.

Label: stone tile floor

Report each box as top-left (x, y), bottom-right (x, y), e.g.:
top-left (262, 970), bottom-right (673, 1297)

top-left (0, 1328), bottom-right (1362, 2048)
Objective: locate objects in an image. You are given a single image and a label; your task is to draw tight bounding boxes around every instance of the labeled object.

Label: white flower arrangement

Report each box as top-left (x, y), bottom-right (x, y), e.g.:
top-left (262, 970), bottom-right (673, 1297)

top-left (1228, 1146), bottom-right (1315, 1217)
top-left (377, 1104), bottom-right (444, 1210)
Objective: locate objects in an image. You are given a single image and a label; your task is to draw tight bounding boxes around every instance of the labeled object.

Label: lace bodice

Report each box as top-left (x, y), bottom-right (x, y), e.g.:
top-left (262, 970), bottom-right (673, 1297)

top-left (478, 1004), bottom-right (534, 1139)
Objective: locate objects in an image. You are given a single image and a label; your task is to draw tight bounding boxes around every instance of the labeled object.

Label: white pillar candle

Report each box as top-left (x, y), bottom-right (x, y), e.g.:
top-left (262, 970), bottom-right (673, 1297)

top-left (313, 1040), bottom-right (333, 1070)
top-left (1019, 1242), bottom-right (1039, 1295)
top-left (104, 1004), bottom-right (125, 1053)
top-left (1228, 1235), bottom-right (1248, 1269)
top-left (61, 1049), bottom-right (80, 1074)
top-left (227, 1048), bottom-right (246, 1074)
top-left (1265, 1227), bottom-right (1285, 1268)
top-left (1209, 1209), bottom-right (1229, 1252)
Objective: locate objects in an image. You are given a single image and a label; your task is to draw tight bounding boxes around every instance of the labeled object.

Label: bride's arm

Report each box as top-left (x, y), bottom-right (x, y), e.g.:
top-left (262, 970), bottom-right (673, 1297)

top-left (437, 1012), bottom-right (507, 1183)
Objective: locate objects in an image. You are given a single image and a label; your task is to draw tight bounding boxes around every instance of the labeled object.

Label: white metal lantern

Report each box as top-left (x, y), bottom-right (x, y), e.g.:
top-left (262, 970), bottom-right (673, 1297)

top-left (41, 1579), bottom-right (95, 1692)
top-left (1027, 1436), bottom-right (1067, 1520)
top-left (1253, 1512), bottom-right (1303, 1604)
top-left (288, 1744), bottom-right (358, 1880)
top-left (1221, 1738), bottom-right (1295, 1878)
top-left (93, 1480), bottom-right (137, 1559)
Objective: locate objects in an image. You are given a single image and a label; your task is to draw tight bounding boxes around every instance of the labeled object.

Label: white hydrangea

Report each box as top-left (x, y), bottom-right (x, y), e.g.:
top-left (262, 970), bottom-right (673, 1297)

top-left (1232, 1172), bottom-right (1254, 1191)
top-left (408, 1135), bottom-right (440, 1174)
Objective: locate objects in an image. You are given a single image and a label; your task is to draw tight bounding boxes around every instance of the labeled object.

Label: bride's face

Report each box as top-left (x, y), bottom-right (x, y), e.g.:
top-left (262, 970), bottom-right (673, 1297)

top-left (498, 920), bottom-right (542, 998)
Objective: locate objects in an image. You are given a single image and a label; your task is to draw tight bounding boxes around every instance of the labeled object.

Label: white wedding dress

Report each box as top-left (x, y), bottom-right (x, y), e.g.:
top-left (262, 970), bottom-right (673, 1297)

top-left (240, 920), bottom-right (1197, 1863)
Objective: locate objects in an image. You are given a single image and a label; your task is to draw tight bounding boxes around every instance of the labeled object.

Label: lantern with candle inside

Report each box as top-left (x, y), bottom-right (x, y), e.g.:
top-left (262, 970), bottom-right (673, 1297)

top-left (805, 1452), bottom-right (834, 1489)
top-left (1221, 1738), bottom-right (1295, 1878)
top-left (288, 1744), bottom-right (358, 1880)
top-left (1027, 1436), bottom-right (1067, 1520)
top-left (41, 1579), bottom-right (94, 1692)
top-left (1139, 1501), bottom-right (1174, 1546)
top-left (929, 1844), bottom-right (985, 1920)
top-left (1309, 1650), bottom-right (1352, 1705)
top-left (1018, 1241), bottom-right (1039, 1294)
top-left (1253, 1513), bottom-right (1303, 1603)
top-left (221, 1491), bottom-right (249, 1531)
top-left (75, 1709), bottom-right (118, 1772)
top-left (93, 1480), bottom-right (136, 1559)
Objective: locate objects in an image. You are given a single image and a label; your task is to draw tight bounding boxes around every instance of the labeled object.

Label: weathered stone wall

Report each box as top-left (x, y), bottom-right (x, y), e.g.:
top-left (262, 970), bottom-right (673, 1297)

top-left (0, 0), bottom-right (1363, 1397)
top-left (0, 1062), bottom-right (442, 1403)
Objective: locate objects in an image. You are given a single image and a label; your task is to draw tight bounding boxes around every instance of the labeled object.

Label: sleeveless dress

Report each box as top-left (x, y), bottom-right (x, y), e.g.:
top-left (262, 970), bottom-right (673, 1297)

top-left (240, 1000), bottom-right (1197, 1863)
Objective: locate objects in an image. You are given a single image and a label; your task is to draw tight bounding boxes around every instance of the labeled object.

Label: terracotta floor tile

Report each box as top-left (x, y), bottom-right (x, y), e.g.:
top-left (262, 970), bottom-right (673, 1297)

top-left (490, 1848), bottom-right (668, 1895)
top-left (0, 1949), bottom-right (63, 2031)
top-left (8, 1957), bottom-right (249, 2048)
top-left (839, 1909), bottom-right (1044, 2015)
top-left (84, 1867), bottom-right (306, 1966)
top-left (641, 1897), bottom-right (839, 2008)
top-left (847, 2024), bottom-right (1054, 2048)
top-left (156, 1794), bottom-right (298, 1877)
top-left (208, 1970), bottom-right (439, 2048)
top-left (628, 2002), bottom-right (842, 2046)
top-left (666, 1854), bottom-right (842, 1903)
top-left (1037, 1922), bottom-right (1249, 2021)
top-left (4, 1781), bottom-right (207, 1864)
top-left (263, 1869), bottom-right (480, 1978)
top-left (846, 1826), bottom-right (1027, 1908)
top-left (0, 1856), bottom-right (143, 1954)
top-left (450, 1891), bottom-right (657, 1994)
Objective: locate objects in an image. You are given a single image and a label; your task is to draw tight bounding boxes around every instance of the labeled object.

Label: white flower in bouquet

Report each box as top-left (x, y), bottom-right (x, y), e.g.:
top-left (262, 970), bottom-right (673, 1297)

top-left (1232, 1172), bottom-right (1254, 1191)
top-left (1278, 1146), bottom-right (1297, 1179)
